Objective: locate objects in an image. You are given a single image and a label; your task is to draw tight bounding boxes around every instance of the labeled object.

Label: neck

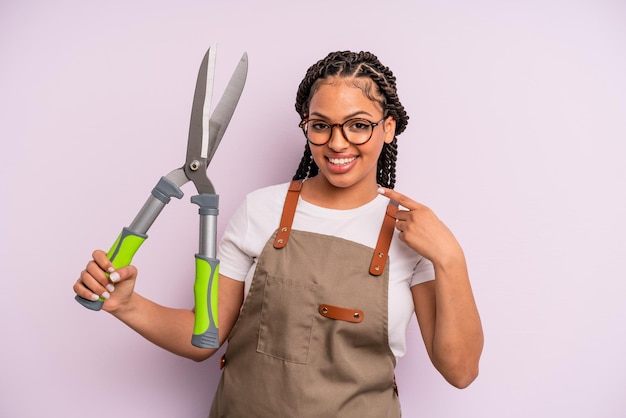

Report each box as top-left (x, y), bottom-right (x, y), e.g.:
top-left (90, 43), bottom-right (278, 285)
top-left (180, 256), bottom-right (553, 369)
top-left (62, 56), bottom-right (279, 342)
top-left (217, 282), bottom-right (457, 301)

top-left (300, 175), bottom-right (379, 209)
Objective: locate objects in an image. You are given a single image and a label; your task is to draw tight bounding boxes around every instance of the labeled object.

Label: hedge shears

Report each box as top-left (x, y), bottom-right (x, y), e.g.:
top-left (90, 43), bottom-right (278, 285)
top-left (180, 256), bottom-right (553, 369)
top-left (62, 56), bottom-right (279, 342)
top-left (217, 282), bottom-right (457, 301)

top-left (74, 45), bottom-right (248, 349)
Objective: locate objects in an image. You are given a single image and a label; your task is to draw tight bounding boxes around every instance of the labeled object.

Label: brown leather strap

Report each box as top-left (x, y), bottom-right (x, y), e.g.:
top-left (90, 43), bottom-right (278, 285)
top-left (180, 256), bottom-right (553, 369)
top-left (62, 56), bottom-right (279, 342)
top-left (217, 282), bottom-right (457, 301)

top-left (369, 201), bottom-right (398, 276)
top-left (318, 304), bottom-right (364, 323)
top-left (274, 182), bottom-right (397, 275)
top-left (273, 180), bottom-right (303, 249)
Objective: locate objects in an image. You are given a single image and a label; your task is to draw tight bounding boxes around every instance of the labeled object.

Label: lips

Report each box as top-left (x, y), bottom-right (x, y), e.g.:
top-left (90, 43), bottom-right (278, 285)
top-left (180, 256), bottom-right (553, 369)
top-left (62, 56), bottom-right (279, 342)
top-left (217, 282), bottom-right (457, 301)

top-left (325, 155), bottom-right (358, 174)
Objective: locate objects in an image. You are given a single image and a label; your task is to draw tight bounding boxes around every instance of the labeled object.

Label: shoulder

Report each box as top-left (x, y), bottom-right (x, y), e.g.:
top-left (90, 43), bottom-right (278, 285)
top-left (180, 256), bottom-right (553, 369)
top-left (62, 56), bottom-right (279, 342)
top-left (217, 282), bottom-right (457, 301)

top-left (245, 181), bottom-right (291, 200)
top-left (219, 182), bottom-right (291, 263)
top-left (238, 181), bottom-right (291, 226)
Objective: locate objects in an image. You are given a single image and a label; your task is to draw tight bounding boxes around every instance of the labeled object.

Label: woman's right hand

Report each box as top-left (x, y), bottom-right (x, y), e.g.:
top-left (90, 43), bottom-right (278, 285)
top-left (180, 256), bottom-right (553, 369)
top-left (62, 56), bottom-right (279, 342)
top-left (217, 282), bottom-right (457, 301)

top-left (73, 249), bottom-right (138, 313)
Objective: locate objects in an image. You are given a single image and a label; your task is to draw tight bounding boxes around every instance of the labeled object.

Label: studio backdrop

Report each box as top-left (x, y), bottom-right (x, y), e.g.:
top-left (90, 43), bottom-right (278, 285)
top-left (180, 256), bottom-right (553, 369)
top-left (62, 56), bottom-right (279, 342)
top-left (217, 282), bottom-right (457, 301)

top-left (1, 1), bottom-right (625, 417)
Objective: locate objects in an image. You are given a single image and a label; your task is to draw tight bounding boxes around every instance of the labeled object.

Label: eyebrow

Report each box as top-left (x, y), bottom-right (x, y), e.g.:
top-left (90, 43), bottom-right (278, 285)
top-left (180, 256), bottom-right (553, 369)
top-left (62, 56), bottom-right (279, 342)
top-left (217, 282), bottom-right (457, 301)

top-left (308, 110), bottom-right (375, 120)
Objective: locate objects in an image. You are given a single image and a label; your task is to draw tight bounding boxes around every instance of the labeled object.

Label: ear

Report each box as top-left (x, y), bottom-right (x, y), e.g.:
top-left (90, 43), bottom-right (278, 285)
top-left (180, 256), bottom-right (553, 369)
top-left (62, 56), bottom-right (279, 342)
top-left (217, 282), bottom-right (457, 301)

top-left (383, 117), bottom-right (396, 144)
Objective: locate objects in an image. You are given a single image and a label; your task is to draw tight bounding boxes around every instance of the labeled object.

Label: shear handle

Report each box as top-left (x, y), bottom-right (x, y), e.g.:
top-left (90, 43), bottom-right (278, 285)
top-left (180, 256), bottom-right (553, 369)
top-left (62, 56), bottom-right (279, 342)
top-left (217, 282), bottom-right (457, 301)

top-left (75, 177), bottom-right (184, 311)
top-left (190, 193), bottom-right (220, 348)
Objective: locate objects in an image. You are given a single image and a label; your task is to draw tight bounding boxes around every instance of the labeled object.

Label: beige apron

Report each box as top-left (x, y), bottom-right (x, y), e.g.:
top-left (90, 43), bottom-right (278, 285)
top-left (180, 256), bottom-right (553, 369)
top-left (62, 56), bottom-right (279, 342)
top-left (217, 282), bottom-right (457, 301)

top-left (210, 181), bottom-right (400, 417)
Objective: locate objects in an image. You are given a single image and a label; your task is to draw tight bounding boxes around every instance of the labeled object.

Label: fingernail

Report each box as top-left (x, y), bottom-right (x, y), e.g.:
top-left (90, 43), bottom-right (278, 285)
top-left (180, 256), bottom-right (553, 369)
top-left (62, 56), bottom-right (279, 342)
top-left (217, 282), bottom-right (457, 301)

top-left (109, 271), bottom-right (120, 283)
top-left (377, 187), bottom-right (385, 195)
top-left (90, 293), bottom-right (100, 301)
top-left (106, 284), bottom-right (115, 293)
top-left (101, 291), bottom-right (111, 300)
top-left (107, 267), bottom-right (115, 273)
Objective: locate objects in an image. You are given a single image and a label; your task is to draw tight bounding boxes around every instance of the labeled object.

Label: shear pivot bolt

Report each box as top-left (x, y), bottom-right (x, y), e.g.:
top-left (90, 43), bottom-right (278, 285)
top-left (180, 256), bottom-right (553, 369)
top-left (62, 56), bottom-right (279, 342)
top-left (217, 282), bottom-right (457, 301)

top-left (190, 160), bottom-right (200, 171)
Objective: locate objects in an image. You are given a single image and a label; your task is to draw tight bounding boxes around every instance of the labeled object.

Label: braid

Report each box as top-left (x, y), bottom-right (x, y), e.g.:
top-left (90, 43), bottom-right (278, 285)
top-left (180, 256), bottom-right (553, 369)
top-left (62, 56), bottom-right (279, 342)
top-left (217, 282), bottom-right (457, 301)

top-left (377, 137), bottom-right (398, 189)
top-left (292, 142), bottom-right (319, 181)
top-left (293, 51), bottom-right (409, 189)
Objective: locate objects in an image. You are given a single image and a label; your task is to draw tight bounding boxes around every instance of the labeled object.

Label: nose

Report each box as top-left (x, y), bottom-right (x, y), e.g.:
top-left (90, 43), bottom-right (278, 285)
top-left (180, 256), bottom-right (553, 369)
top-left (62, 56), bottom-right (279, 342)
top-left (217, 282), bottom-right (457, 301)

top-left (327, 125), bottom-right (350, 151)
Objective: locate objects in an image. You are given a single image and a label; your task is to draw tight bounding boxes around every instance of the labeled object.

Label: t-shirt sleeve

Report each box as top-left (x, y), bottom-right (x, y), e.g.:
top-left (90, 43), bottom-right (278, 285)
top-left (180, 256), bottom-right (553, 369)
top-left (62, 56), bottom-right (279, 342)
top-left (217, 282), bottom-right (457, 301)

top-left (217, 198), bottom-right (254, 282)
top-left (410, 256), bottom-right (435, 287)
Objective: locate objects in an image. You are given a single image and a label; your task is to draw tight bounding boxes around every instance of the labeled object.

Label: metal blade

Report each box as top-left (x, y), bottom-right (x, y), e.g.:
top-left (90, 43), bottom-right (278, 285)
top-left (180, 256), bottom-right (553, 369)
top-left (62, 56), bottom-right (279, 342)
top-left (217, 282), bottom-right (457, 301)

top-left (185, 45), bottom-right (217, 173)
top-left (201, 48), bottom-right (217, 159)
top-left (206, 52), bottom-right (248, 163)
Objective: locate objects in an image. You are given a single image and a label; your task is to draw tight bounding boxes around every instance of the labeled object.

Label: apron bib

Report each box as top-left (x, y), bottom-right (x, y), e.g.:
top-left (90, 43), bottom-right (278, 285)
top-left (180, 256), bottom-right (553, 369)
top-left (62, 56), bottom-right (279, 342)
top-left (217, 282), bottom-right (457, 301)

top-left (210, 181), bottom-right (400, 417)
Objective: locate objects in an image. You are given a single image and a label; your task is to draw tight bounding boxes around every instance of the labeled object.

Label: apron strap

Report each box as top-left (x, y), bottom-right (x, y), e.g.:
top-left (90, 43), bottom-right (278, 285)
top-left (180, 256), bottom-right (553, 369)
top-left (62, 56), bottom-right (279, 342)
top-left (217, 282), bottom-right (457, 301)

top-left (369, 201), bottom-right (398, 276)
top-left (273, 180), bottom-right (303, 249)
top-left (273, 180), bottom-right (398, 276)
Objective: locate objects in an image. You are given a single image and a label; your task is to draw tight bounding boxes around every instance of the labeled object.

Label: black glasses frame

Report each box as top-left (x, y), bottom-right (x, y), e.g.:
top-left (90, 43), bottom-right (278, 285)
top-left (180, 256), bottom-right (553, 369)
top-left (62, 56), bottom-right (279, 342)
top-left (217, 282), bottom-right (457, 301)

top-left (299, 117), bottom-right (386, 146)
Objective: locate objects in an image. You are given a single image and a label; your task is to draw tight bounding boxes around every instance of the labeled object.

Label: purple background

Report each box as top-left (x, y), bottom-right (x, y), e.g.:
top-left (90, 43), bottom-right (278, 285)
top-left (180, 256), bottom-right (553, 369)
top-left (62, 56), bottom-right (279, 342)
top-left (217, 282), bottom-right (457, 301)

top-left (1, 1), bottom-right (625, 416)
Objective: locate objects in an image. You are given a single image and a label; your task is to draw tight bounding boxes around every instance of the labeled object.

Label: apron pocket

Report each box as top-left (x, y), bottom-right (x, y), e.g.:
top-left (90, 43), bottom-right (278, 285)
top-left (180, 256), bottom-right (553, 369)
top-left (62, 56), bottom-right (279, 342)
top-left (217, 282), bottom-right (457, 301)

top-left (257, 274), bottom-right (317, 364)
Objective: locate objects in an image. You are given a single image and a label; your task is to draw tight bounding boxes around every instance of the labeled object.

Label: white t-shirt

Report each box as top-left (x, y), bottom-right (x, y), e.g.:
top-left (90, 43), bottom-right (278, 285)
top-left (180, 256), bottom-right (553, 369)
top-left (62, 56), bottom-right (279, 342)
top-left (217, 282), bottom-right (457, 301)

top-left (218, 182), bottom-right (435, 358)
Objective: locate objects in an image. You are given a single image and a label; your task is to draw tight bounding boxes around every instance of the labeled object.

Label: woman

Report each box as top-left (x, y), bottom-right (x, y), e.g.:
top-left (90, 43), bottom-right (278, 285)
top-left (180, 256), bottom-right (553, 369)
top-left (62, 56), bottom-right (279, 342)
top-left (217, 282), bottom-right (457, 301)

top-left (75, 50), bottom-right (483, 417)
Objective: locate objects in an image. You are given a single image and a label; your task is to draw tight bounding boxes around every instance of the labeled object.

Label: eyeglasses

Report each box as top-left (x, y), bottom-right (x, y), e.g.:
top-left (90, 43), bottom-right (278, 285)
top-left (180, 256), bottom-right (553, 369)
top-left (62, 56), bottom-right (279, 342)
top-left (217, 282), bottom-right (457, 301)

top-left (299, 117), bottom-right (386, 146)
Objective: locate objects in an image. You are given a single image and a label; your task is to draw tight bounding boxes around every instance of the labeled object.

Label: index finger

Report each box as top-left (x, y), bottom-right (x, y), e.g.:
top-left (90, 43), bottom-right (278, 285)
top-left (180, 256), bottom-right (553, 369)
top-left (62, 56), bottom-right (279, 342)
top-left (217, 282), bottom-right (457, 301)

top-left (92, 249), bottom-right (116, 276)
top-left (377, 187), bottom-right (420, 210)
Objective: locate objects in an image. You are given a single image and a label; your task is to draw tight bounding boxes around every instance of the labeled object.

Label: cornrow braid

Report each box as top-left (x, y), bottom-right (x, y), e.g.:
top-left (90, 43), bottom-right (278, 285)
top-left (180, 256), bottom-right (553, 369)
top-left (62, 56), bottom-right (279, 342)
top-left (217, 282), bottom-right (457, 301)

top-left (293, 142), bottom-right (319, 181)
top-left (292, 51), bottom-right (408, 189)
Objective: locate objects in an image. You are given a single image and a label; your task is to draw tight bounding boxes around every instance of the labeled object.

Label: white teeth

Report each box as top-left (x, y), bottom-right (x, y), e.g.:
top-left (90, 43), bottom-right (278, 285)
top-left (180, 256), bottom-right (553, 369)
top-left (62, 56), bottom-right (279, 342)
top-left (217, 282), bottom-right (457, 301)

top-left (328, 157), bottom-right (356, 165)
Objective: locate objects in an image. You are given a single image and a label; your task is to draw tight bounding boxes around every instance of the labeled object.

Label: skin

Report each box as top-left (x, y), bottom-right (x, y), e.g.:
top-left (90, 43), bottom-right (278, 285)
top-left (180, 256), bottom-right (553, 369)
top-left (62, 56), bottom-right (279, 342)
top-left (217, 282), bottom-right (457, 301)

top-left (299, 79), bottom-right (395, 209)
top-left (380, 187), bottom-right (483, 388)
top-left (74, 76), bottom-right (483, 387)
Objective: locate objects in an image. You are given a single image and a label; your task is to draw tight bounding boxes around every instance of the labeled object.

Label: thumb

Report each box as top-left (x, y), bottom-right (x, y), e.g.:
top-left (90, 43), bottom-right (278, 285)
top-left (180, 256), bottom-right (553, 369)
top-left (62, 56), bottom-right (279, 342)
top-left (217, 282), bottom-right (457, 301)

top-left (108, 265), bottom-right (138, 284)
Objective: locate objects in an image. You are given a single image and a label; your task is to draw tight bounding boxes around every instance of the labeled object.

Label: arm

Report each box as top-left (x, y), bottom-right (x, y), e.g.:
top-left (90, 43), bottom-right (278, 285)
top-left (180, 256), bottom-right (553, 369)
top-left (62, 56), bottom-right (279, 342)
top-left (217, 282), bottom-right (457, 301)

top-left (74, 250), bottom-right (244, 362)
top-left (412, 260), bottom-right (483, 388)
top-left (378, 188), bottom-right (483, 388)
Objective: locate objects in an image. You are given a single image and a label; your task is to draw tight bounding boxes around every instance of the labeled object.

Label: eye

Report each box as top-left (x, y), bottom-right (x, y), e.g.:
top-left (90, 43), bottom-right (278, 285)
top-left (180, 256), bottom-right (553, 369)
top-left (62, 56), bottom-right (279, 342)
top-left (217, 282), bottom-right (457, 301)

top-left (346, 119), bottom-right (371, 132)
top-left (309, 120), bottom-right (331, 132)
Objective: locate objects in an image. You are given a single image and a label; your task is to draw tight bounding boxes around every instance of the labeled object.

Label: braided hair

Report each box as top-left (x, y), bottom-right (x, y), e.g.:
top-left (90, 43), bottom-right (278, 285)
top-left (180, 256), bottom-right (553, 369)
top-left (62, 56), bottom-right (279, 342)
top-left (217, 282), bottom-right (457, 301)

top-left (292, 51), bottom-right (409, 189)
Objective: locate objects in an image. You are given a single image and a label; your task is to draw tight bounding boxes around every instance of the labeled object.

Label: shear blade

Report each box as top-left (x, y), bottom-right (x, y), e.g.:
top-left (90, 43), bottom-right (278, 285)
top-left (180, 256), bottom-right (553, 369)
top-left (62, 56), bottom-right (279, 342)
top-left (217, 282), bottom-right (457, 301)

top-left (207, 52), bottom-right (248, 163)
top-left (183, 46), bottom-right (248, 194)
top-left (201, 47), bottom-right (217, 159)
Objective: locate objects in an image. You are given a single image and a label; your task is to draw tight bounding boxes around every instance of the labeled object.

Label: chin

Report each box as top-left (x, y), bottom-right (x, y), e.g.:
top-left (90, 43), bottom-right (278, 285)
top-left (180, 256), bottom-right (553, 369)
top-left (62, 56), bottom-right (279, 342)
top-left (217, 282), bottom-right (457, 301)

top-left (323, 173), bottom-right (371, 190)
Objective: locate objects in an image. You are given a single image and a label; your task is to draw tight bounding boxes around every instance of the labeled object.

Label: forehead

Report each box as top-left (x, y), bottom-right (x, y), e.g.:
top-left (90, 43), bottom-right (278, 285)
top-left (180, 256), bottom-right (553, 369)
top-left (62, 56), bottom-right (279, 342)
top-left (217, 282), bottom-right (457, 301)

top-left (308, 78), bottom-right (384, 116)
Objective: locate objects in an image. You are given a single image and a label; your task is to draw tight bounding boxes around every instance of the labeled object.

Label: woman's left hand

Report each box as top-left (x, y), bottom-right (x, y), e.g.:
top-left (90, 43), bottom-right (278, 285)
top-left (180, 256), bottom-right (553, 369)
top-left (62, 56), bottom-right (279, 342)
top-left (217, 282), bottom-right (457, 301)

top-left (378, 187), bottom-right (463, 267)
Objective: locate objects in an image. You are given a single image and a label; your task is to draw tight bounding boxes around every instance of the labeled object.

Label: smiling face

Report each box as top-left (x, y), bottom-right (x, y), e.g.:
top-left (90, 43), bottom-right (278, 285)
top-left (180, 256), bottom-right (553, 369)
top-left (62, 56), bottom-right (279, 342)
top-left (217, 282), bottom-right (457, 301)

top-left (305, 77), bottom-right (396, 202)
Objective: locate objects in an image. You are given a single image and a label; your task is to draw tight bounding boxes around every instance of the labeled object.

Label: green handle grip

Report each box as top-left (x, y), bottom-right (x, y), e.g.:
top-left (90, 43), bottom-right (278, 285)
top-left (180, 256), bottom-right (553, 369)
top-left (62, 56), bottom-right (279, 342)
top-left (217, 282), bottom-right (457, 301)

top-left (75, 227), bottom-right (147, 311)
top-left (191, 254), bottom-right (219, 348)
